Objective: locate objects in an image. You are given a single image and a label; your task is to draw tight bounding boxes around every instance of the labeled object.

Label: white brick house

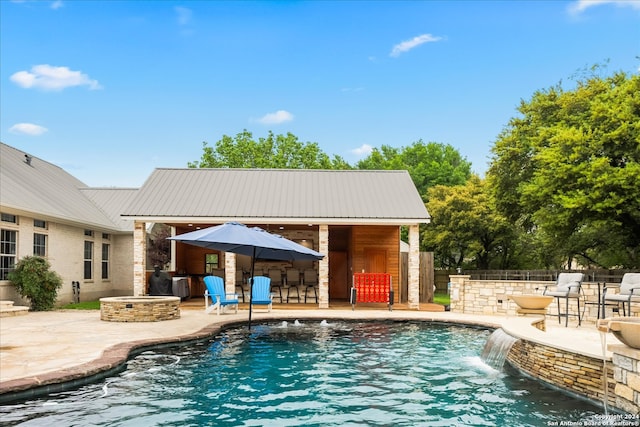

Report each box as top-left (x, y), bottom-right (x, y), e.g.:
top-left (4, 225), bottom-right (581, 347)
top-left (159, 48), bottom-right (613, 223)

top-left (0, 143), bottom-right (136, 305)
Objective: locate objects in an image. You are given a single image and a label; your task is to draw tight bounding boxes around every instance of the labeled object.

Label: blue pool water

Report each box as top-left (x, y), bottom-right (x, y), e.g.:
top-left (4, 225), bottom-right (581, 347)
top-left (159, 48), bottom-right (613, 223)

top-left (1, 321), bottom-right (602, 426)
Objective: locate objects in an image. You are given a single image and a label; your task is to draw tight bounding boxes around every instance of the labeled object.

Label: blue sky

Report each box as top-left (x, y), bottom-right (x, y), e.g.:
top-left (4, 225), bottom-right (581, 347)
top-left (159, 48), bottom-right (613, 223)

top-left (1, 0), bottom-right (638, 187)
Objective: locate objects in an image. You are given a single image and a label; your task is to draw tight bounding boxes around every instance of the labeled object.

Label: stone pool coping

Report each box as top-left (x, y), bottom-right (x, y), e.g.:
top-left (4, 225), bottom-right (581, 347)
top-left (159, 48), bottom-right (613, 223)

top-left (0, 307), bottom-right (627, 403)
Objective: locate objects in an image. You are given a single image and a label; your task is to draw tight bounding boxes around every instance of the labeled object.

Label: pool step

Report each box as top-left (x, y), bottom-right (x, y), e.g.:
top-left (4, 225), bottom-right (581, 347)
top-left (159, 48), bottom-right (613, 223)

top-left (0, 300), bottom-right (29, 317)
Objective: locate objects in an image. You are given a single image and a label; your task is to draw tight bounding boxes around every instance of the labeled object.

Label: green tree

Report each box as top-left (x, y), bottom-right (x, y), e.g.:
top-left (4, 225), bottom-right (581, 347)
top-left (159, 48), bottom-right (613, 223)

top-left (357, 140), bottom-right (472, 201)
top-left (8, 256), bottom-right (63, 311)
top-left (189, 130), bottom-right (351, 169)
top-left (488, 71), bottom-right (640, 268)
top-left (422, 176), bottom-right (517, 269)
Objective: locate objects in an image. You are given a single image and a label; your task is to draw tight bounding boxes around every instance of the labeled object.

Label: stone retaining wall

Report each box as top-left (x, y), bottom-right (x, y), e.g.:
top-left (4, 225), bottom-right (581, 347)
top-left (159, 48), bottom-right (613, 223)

top-left (507, 339), bottom-right (615, 407)
top-left (505, 336), bottom-right (639, 415)
top-left (448, 275), bottom-right (639, 319)
top-left (100, 297), bottom-right (180, 322)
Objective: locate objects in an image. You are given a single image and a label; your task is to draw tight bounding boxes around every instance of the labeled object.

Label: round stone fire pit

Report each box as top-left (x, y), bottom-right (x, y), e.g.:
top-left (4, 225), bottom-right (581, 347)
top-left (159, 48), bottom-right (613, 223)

top-left (100, 296), bottom-right (180, 322)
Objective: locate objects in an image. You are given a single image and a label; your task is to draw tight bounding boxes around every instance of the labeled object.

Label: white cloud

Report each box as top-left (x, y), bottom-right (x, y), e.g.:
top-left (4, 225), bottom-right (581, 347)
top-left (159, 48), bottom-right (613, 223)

top-left (10, 65), bottom-right (102, 91)
top-left (257, 110), bottom-right (294, 125)
top-left (9, 123), bottom-right (49, 136)
top-left (175, 6), bottom-right (192, 25)
top-left (390, 34), bottom-right (442, 57)
top-left (11, 0), bottom-right (64, 8)
top-left (351, 144), bottom-right (373, 157)
top-left (568, 0), bottom-right (640, 14)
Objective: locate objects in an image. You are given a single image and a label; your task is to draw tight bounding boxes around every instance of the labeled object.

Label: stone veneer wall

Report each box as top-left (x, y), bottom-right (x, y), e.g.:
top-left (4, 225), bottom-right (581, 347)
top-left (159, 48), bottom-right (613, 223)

top-left (100, 297), bottom-right (180, 322)
top-left (507, 338), bottom-right (639, 414)
top-left (507, 339), bottom-right (615, 408)
top-left (448, 275), bottom-right (639, 319)
top-left (610, 345), bottom-right (640, 414)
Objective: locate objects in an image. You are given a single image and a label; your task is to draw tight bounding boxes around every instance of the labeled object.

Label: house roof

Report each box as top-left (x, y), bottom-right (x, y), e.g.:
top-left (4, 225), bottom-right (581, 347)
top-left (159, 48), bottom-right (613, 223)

top-left (0, 143), bottom-right (133, 232)
top-left (81, 188), bottom-right (139, 231)
top-left (123, 168), bottom-right (430, 225)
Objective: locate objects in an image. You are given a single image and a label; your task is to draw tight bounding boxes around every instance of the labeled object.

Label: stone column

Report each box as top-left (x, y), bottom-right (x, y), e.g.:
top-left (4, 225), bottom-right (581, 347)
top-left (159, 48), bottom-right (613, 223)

top-left (448, 275), bottom-right (470, 313)
top-left (318, 224), bottom-right (329, 308)
top-left (408, 224), bottom-right (420, 309)
top-left (225, 252), bottom-right (236, 294)
top-left (133, 221), bottom-right (147, 296)
top-left (169, 226), bottom-right (177, 272)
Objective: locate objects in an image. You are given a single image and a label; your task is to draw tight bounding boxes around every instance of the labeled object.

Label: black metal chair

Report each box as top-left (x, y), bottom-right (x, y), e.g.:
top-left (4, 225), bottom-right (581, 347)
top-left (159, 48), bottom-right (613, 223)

top-left (235, 270), bottom-right (247, 302)
top-left (602, 273), bottom-right (640, 317)
top-left (303, 269), bottom-right (318, 303)
top-left (268, 268), bottom-right (284, 303)
top-left (285, 268), bottom-right (302, 303)
top-left (543, 273), bottom-right (584, 327)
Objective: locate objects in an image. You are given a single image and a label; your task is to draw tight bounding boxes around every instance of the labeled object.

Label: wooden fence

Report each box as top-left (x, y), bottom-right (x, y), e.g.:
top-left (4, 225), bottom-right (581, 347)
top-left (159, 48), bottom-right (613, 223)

top-left (400, 252), bottom-right (435, 303)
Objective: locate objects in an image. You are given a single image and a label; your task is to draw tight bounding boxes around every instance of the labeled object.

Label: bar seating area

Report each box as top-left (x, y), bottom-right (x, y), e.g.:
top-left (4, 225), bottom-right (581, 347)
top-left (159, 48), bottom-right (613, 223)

top-left (206, 265), bottom-right (319, 305)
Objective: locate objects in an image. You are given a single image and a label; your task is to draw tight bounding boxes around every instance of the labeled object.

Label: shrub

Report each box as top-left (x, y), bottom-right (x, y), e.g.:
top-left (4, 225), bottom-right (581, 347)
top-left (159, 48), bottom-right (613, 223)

top-left (8, 256), bottom-right (63, 311)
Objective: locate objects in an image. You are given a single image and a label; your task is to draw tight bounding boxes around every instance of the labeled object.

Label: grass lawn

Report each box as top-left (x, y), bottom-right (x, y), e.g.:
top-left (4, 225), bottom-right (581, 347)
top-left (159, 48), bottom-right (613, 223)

top-left (60, 300), bottom-right (100, 310)
top-left (433, 292), bottom-right (450, 306)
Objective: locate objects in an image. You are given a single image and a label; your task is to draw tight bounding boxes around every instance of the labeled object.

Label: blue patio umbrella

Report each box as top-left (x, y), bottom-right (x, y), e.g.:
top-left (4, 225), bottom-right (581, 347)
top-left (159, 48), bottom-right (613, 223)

top-left (169, 222), bottom-right (324, 328)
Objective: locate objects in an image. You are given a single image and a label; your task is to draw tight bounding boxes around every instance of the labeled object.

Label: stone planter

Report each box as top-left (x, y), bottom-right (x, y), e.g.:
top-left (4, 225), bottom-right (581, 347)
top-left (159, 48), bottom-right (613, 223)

top-left (508, 295), bottom-right (553, 310)
top-left (597, 317), bottom-right (640, 349)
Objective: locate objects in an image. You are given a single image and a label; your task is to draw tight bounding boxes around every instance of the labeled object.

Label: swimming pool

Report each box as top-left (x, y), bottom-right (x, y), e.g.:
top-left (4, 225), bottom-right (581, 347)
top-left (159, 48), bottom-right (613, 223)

top-left (0, 321), bottom-right (601, 426)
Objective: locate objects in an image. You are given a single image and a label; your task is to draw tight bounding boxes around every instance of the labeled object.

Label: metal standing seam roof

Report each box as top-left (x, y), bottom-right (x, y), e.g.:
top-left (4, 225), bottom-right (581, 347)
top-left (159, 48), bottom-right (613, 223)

top-left (0, 143), bottom-right (130, 232)
top-left (80, 188), bottom-right (139, 232)
top-left (122, 168), bottom-right (431, 224)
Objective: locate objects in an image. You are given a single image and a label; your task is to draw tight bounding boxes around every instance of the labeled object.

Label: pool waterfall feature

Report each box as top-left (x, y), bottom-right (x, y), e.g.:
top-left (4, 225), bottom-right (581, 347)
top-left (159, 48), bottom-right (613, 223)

top-left (480, 327), bottom-right (620, 413)
top-left (481, 328), bottom-right (519, 370)
top-left (494, 325), bottom-right (639, 415)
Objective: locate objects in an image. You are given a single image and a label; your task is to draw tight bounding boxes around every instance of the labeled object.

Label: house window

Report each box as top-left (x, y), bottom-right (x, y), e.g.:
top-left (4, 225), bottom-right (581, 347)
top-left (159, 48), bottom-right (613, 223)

top-left (205, 253), bottom-right (219, 274)
top-left (84, 230), bottom-right (93, 237)
top-left (102, 233), bottom-right (110, 240)
top-left (34, 233), bottom-right (47, 257)
top-left (34, 219), bottom-right (47, 229)
top-left (1, 229), bottom-right (17, 280)
top-left (84, 241), bottom-right (93, 280)
top-left (1, 213), bottom-right (17, 224)
top-left (102, 243), bottom-right (110, 280)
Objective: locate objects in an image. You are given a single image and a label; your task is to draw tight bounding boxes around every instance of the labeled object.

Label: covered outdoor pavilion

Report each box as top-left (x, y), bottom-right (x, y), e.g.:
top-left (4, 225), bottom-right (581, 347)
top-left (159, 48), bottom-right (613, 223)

top-left (122, 168), bottom-right (431, 309)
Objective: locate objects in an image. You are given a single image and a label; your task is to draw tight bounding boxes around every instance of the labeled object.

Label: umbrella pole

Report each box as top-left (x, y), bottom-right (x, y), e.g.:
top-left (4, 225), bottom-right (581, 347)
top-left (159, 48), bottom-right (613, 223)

top-left (248, 247), bottom-right (256, 330)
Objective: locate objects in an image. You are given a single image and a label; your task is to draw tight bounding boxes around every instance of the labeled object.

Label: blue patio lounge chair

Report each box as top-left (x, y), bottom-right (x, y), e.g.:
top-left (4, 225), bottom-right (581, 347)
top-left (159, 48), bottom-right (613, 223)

top-left (203, 275), bottom-right (239, 315)
top-left (250, 276), bottom-right (273, 312)
top-left (602, 273), bottom-right (640, 317)
top-left (543, 272), bottom-right (584, 327)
